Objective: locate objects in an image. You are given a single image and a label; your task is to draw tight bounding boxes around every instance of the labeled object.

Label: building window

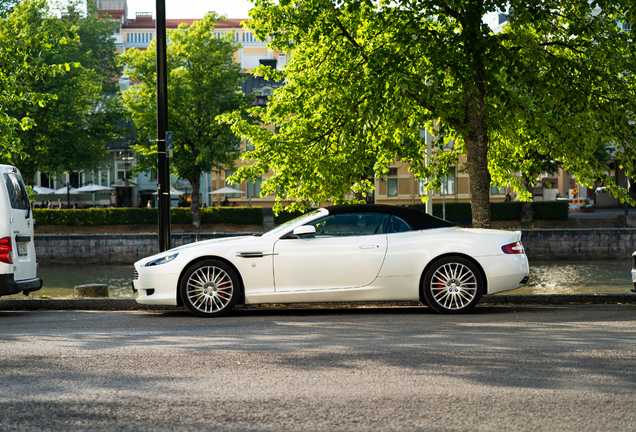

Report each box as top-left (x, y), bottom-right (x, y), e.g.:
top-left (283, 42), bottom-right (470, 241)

top-left (259, 86), bottom-right (273, 96)
top-left (68, 172), bottom-right (81, 188)
top-left (99, 170), bottom-right (110, 187)
top-left (39, 172), bottom-right (51, 188)
top-left (116, 152), bottom-right (134, 180)
top-left (247, 176), bottom-right (262, 198)
top-left (418, 179), bottom-right (427, 196)
top-left (245, 140), bottom-right (254, 151)
top-left (278, 53), bottom-right (287, 69)
top-left (491, 185), bottom-right (506, 194)
top-left (242, 32), bottom-right (254, 42)
top-left (224, 170), bottom-right (241, 198)
top-left (440, 168), bottom-right (455, 195)
top-left (127, 32), bottom-right (151, 44)
top-left (387, 167), bottom-right (398, 197)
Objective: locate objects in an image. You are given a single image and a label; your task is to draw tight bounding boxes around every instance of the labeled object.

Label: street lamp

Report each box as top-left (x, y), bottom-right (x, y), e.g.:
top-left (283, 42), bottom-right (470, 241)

top-left (156, 0), bottom-right (171, 251)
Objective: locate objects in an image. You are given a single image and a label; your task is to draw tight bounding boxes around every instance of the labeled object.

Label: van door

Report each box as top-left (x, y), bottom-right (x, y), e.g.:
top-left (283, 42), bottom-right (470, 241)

top-left (3, 172), bottom-right (36, 282)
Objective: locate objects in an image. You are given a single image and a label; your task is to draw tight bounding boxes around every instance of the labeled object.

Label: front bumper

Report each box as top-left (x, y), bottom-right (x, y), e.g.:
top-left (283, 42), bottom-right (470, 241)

top-left (133, 267), bottom-right (180, 306)
top-left (0, 274), bottom-right (43, 296)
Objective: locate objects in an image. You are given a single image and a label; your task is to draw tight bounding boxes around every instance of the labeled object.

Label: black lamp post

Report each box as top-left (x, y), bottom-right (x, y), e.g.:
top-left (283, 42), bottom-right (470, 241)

top-left (156, 0), bottom-right (171, 252)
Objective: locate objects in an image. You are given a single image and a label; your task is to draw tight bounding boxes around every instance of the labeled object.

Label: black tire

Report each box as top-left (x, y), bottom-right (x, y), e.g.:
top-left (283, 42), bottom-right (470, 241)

top-left (422, 256), bottom-right (483, 314)
top-left (179, 259), bottom-right (240, 318)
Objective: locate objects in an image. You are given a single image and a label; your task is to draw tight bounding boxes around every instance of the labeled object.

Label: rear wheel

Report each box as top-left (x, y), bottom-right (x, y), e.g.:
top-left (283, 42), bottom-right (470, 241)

top-left (180, 260), bottom-right (239, 318)
top-left (422, 256), bottom-right (483, 314)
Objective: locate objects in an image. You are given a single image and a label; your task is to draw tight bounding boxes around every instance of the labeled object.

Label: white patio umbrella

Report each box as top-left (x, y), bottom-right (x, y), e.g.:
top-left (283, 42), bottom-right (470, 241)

top-left (54, 186), bottom-right (79, 194)
top-left (75, 184), bottom-right (115, 206)
top-left (208, 187), bottom-right (245, 195)
top-left (32, 186), bottom-right (55, 194)
top-left (75, 184), bottom-right (115, 193)
top-left (152, 185), bottom-right (185, 195)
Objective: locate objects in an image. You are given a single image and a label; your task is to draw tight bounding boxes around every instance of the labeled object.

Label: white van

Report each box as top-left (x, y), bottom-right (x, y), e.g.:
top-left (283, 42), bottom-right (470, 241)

top-left (0, 164), bottom-right (42, 297)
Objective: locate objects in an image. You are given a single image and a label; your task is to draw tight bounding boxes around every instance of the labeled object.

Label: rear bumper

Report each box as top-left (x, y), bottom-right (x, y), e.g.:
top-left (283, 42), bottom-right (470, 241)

top-left (0, 274), bottom-right (43, 296)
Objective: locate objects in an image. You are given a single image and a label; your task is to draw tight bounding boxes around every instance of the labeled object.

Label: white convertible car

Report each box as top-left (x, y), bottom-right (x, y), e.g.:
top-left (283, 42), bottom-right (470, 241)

top-left (133, 205), bottom-right (529, 317)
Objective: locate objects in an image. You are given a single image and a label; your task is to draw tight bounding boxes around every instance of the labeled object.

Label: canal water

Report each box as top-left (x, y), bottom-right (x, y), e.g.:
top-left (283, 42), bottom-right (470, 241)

top-left (3, 260), bottom-right (634, 299)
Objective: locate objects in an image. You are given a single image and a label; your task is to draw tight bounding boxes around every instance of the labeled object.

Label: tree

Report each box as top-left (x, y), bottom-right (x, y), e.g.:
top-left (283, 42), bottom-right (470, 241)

top-left (0, 0), bottom-right (75, 162)
top-left (222, 0), bottom-right (636, 227)
top-left (119, 13), bottom-right (253, 227)
top-left (4, 0), bottom-right (122, 187)
top-left (0, 0), bottom-right (17, 17)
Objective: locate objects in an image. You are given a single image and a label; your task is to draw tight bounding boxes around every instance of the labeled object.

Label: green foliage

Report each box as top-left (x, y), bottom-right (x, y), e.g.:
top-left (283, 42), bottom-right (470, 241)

top-left (3, 0), bottom-right (121, 182)
top-left (119, 13), bottom-right (254, 226)
top-left (0, 0), bottom-right (76, 161)
top-left (33, 207), bottom-right (264, 226)
top-left (0, 0), bottom-right (17, 17)
top-left (531, 201), bottom-right (569, 221)
top-left (222, 0), bottom-right (636, 228)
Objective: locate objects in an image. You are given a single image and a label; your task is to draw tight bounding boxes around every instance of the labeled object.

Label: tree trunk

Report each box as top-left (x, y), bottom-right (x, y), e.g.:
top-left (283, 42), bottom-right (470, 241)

top-left (463, 7), bottom-right (491, 229)
top-left (189, 176), bottom-right (201, 228)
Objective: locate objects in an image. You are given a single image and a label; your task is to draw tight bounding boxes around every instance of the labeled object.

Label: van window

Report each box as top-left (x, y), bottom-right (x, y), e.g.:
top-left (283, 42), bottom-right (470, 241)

top-left (3, 173), bottom-right (30, 211)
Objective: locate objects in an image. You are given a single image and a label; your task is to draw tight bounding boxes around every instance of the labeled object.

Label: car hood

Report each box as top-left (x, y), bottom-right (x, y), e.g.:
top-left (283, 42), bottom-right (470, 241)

top-left (169, 235), bottom-right (255, 252)
top-left (135, 235), bottom-right (256, 267)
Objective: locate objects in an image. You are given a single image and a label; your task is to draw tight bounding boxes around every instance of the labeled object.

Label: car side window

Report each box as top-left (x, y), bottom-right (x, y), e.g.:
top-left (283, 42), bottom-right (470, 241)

top-left (308, 213), bottom-right (390, 237)
top-left (386, 216), bottom-right (412, 233)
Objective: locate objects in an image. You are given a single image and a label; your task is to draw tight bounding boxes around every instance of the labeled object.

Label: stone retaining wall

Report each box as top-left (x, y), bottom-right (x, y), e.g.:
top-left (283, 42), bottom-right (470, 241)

top-left (520, 228), bottom-right (636, 260)
top-left (35, 233), bottom-right (254, 265)
top-left (33, 228), bottom-right (636, 264)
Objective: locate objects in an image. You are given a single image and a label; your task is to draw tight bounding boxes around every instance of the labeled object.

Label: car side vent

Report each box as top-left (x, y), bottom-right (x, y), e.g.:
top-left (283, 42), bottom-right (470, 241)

top-left (133, 270), bottom-right (139, 280)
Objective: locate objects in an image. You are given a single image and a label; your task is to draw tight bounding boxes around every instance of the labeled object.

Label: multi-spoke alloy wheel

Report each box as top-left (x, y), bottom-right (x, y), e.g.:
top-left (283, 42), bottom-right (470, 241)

top-left (180, 260), bottom-right (239, 317)
top-left (422, 256), bottom-right (483, 314)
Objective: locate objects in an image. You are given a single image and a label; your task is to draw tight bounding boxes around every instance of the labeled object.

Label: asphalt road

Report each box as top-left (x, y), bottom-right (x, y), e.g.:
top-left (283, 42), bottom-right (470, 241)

top-left (1, 305), bottom-right (636, 431)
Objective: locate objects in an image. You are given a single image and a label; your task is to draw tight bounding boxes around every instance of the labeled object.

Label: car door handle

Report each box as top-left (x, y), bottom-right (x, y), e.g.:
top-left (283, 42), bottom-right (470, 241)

top-left (359, 245), bottom-right (376, 249)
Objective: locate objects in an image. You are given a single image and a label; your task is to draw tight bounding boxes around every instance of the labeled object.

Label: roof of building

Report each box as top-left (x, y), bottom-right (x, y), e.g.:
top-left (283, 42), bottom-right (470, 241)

top-left (122, 17), bottom-right (246, 30)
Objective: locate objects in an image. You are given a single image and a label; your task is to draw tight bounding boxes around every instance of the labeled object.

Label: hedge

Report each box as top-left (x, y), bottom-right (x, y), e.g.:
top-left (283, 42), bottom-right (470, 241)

top-left (410, 201), bottom-right (567, 223)
top-left (274, 201), bottom-right (567, 224)
top-left (273, 210), bottom-right (306, 224)
top-left (34, 207), bottom-right (264, 226)
top-left (531, 201), bottom-right (569, 221)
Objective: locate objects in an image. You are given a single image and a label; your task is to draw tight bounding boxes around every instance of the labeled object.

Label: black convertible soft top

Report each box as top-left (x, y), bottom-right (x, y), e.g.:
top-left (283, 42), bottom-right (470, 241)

top-left (324, 204), bottom-right (456, 230)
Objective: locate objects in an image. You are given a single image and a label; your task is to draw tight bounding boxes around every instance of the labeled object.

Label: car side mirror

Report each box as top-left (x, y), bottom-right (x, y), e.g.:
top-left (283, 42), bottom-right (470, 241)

top-left (293, 225), bottom-right (316, 237)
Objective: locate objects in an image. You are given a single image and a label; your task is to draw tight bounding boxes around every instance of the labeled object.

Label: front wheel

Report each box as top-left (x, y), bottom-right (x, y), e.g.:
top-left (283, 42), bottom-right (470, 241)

top-left (422, 256), bottom-right (483, 314)
top-left (180, 260), bottom-right (240, 318)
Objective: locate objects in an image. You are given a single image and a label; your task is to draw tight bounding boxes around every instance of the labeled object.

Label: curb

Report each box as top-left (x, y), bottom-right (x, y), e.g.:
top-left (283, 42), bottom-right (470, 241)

top-left (1, 294), bottom-right (635, 311)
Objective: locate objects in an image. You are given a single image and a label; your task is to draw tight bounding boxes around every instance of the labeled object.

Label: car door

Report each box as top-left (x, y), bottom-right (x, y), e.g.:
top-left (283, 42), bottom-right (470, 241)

top-left (273, 212), bottom-right (389, 292)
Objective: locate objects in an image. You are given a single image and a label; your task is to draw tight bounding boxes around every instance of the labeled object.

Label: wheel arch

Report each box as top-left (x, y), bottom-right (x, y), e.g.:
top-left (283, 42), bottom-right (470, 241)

top-left (418, 252), bottom-right (488, 303)
top-left (176, 255), bottom-right (245, 307)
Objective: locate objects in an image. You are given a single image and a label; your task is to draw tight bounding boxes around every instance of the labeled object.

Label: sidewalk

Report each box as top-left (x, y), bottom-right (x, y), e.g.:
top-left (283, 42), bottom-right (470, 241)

top-left (569, 207), bottom-right (633, 220)
top-left (1, 294), bottom-right (635, 311)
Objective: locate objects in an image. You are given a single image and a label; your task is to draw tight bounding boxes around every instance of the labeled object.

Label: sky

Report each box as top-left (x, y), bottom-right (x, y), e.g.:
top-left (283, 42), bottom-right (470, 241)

top-left (125, 0), bottom-right (253, 19)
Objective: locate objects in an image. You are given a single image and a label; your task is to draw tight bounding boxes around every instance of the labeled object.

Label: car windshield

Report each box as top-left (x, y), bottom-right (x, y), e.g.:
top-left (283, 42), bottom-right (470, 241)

top-left (261, 209), bottom-right (323, 238)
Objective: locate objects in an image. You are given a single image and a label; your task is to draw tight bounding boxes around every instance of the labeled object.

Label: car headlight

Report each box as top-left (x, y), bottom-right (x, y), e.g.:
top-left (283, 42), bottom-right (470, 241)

top-left (144, 253), bottom-right (179, 267)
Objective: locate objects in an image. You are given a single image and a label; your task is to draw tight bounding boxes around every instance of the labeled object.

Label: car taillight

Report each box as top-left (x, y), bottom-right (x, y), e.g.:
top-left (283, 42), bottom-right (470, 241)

top-left (0, 237), bottom-right (13, 264)
top-left (502, 241), bottom-right (525, 254)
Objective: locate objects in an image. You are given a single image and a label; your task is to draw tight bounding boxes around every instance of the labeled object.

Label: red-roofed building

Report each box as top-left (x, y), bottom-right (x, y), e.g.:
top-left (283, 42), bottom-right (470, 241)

top-left (96, 0), bottom-right (290, 78)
